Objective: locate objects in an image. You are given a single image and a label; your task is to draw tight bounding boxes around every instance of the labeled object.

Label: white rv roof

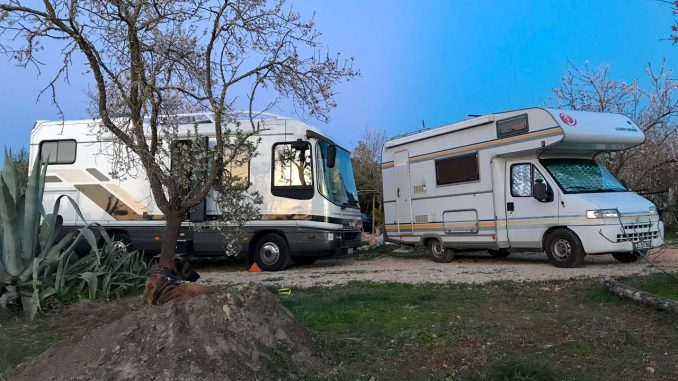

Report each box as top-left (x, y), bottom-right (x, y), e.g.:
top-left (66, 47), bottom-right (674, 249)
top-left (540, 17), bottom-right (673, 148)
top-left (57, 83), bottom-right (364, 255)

top-left (384, 107), bottom-right (644, 153)
top-left (544, 108), bottom-right (644, 151)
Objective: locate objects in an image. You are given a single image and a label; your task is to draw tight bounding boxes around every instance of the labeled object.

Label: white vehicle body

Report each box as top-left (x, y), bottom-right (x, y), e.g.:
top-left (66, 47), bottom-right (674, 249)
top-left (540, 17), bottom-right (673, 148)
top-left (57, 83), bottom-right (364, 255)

top-left (29, 113), bottom-right (362, 266)
top-left (381, 107), bottom-right (663, 265)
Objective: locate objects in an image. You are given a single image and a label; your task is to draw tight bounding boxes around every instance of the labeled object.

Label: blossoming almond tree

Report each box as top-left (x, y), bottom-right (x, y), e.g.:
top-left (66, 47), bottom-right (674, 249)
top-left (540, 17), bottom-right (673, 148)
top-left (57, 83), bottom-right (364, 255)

top-left (0, 0), bottom-right (357, 265)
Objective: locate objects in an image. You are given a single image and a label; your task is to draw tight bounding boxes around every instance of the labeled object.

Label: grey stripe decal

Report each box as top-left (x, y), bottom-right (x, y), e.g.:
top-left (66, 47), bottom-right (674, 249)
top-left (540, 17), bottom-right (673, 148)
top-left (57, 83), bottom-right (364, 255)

top-left (45, 175), bottom-right (62, 183)
top-left (86, 168), bottom-right (110, 181)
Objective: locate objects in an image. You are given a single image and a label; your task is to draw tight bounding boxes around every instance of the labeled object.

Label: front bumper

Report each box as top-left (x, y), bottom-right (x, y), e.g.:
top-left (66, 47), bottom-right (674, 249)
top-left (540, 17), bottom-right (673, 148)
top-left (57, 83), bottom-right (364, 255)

top-left (570, 220), bottom-right (664, 254)
top-left (287, 228), bottom-right (362, 255)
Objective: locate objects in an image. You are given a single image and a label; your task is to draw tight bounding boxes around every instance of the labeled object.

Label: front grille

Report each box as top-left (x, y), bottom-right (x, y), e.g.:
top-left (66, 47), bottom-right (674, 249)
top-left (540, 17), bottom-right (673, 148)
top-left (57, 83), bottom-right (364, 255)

top-left (616, 229), bottom-right (659, 243)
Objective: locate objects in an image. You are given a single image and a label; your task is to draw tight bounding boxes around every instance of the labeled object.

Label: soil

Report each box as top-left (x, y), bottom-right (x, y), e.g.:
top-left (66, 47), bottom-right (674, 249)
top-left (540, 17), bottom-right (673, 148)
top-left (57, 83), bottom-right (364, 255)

top-left (11, 283), bottom-right (328, 381)
top-left (196, 247), bottom-right (678, 288)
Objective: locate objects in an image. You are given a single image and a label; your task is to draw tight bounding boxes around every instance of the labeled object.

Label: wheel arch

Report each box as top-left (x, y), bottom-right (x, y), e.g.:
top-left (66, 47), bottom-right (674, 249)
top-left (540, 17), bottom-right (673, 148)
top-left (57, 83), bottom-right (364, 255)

top-left (542, 226), bottom-right (582, 252)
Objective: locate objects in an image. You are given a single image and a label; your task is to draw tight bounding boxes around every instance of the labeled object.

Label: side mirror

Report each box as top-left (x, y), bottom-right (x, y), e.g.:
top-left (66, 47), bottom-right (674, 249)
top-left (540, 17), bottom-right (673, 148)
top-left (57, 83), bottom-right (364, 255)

top-left (327, 144), bottom-right (337, 168)
top-left (533, 180), bottom-right (552, 203)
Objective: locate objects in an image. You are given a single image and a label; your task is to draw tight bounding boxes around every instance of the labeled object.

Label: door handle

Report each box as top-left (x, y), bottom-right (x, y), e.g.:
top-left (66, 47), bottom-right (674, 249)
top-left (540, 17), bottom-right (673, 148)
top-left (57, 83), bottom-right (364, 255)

top-left (507, 202), bottom-right (515, 212)
top-left (397, 188), bottom-right (400, 198)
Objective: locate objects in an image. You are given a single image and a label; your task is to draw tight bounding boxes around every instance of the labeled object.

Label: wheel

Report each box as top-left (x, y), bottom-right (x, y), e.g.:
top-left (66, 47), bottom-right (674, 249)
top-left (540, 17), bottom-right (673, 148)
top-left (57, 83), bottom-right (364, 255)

top-left (254, 234), bottom-right (291, 271)
top-left (488, 249), bottom-right (510, 258)
top-left (612, 252), bottom-right (641, 263)
top-left (292, 256), bottom-right (319, 266)
top-left (110, 232), bottom-right (133, 252)
top-left (544, 229), bottom-right (585, 268)
top-left (428, 239), bottom-right (454, 263)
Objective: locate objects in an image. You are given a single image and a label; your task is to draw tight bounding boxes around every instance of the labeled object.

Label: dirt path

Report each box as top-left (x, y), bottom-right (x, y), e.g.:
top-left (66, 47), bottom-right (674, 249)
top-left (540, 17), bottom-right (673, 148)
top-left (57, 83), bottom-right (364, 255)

top-left (198, 247), bottom-right (678, 288)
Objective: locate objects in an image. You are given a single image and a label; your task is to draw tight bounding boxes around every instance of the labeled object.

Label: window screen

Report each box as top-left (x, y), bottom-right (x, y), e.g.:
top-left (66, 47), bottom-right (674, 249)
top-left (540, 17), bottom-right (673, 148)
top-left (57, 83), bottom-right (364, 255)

top-left (40, 140), bottom-right (76, 164)
top-left (497, 114), bottom-right (529, 138)
top-left (435, 153), bottom-right (479, 186)
top-left (511, 163), bottom-right (547, 197)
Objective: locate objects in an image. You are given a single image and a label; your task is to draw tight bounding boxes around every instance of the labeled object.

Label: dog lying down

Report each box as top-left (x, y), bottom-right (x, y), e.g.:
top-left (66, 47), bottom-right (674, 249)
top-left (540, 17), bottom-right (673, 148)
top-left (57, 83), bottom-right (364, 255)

top-left (142, 257), bottom-right (214, 306)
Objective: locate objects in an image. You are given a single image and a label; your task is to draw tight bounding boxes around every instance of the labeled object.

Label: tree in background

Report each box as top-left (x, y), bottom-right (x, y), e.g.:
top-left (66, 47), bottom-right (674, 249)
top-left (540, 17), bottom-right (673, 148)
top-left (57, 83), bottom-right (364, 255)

top-left (671, 1), bottom-right (678, 43)
top-left (0, 1), bottom-right (357, 265)
top-left (352, 129), bottom-right (386, 230)
top-left (551, 61), bottom-right (678, 219)
top-left (10, 148), bottom-right (28, 192)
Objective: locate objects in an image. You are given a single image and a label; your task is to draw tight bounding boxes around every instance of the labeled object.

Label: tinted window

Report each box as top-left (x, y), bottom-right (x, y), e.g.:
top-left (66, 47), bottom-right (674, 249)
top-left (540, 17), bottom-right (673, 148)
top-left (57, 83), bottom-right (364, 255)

top-left (40, 140), bottom-right (76, 164)
top-left (497, 114), bottom-right (529, 138)
top-left (272, 141), bottom-right (313, 200)
top-left (273, 142), bottom-right (312, 187)
top-left (435, 153), bottom-right (479, 185)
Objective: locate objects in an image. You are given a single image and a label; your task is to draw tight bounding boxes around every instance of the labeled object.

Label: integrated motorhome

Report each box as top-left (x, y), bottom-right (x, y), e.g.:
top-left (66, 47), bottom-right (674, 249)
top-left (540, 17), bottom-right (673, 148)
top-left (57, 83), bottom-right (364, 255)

top-left (29, 113), bottom-right (362, 271)
top-left (381, 108), bottom-right (663, 267)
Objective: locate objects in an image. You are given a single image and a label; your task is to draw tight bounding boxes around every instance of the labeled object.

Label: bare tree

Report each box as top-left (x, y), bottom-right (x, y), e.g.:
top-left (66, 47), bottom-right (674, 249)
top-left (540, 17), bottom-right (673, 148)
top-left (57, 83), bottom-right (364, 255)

top-left (0, 1), bottom-right (357, 265)
top-left (671, 0), bottom-right (678, 43)
top-left (352, 128), bottom-right (386, 228)
top-left (551, 61), bottom-right (678, 218)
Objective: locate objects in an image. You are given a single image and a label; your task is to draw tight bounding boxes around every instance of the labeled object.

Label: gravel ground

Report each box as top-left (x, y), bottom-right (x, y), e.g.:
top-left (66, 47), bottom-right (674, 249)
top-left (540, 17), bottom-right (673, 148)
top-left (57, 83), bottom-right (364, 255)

top-left (197, 247), bottom-right (678, 288)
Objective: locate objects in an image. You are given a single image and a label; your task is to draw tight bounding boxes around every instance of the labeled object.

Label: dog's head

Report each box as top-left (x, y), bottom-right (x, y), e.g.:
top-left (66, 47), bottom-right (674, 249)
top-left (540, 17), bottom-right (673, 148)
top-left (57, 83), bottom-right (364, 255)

top-left (171, 256), bottom-right (200, 282)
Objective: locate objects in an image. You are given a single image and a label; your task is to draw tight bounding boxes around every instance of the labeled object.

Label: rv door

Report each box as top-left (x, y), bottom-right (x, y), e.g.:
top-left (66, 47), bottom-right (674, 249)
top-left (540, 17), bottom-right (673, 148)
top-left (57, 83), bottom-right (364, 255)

top-left (393, 150), bottom-right (413, 233)
top-left (504, 160), bottom-right (558, 248)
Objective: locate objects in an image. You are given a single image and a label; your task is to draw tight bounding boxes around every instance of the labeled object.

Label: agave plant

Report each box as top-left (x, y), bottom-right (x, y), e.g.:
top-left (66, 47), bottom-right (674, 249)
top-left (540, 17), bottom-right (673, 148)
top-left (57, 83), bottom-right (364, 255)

top-left (0, 150), bottom-right (148, 319)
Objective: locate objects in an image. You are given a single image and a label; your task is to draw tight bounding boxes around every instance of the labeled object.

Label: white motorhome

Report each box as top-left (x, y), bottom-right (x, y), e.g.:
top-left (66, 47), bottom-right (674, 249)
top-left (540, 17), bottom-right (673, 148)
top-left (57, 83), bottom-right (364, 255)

top-left (29, 113), bottom-right (362, 271)
top-left (382, 108), bottom-right (663, 267)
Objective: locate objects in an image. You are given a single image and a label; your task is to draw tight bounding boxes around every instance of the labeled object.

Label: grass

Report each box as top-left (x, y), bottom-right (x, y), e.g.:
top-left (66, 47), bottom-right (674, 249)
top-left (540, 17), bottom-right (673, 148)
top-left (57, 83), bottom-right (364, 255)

top-left (2, 273), bottom-right (677, 380)
top-left (663, 226), bottom-right (678, 246)
top-left (0, 310), bottom-right (67, 380)
top-left (282, 274), bottom-right (678, 381)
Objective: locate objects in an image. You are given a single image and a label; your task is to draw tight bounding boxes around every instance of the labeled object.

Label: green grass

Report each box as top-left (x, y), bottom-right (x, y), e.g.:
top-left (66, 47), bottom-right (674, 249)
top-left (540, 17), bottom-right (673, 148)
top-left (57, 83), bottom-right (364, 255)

top-left (0, 310), bottom-right (67, 380)
top-left (2, 273), bottom-right (677, 380)
top-left (663, 226), bottom-right (678, 246)
top-left (283, 275), bottom-right (678, 381)
top-left (620, 272), bottom-right (678, 299)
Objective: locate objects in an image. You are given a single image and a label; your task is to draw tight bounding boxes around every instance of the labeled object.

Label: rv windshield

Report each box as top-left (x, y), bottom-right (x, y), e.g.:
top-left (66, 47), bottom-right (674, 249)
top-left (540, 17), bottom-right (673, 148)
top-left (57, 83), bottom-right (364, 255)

top-left (540, 158), bottom-right (627, 194)
top-left (316, 141), bottom-right (360, 209)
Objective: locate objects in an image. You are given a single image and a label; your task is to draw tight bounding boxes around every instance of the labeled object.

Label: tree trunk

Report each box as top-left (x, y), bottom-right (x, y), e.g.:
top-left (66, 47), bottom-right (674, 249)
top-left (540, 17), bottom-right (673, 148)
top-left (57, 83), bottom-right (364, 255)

top-left (601, 276), bottom-right (678, 314)
top-left (159, 209), bottom-right (183, 266)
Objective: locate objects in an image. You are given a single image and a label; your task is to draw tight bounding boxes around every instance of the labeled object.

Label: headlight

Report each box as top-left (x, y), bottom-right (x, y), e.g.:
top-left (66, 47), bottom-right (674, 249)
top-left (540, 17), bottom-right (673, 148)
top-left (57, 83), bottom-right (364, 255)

top-left (586, 209), bottom-right (620, 219)
top-left (649, 206), bottom-right (658, 215)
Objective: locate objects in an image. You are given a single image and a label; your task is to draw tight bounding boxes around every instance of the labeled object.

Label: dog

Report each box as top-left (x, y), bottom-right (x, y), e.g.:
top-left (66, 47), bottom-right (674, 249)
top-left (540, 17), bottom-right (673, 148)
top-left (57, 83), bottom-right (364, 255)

top-left (142, 256), bottom-right (214, 305)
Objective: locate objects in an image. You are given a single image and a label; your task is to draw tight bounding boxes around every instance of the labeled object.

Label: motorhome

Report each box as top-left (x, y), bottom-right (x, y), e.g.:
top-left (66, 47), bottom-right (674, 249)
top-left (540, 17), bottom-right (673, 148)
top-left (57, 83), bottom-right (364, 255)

top-left (29, 113), bottom-right (362, 271)
top-left (381, 108), bottom-right (663, 267)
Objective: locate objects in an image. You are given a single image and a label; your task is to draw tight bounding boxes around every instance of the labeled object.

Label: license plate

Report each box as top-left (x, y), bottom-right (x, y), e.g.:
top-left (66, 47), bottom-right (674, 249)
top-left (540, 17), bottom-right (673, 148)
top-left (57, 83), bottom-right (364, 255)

top-left (633, 240), bottom-right (652, 250)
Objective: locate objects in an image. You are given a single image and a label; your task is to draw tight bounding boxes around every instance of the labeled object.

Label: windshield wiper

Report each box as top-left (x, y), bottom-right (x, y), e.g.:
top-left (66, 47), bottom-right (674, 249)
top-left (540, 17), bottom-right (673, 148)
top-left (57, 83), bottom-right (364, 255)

top-left (341, 200), bottom-right (359, 209)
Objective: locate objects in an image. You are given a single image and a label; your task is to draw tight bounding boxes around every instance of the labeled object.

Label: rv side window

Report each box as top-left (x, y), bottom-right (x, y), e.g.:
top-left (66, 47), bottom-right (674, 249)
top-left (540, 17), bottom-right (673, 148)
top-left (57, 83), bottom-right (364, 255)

top-left (225, 151), bottom-right (250, 183)
top-left (435, 153), bottom-right (479, 186)
top-left (39, 140), bottom-right (77, 164)
top-left (497, 114), bottom-right (529, 138)
top-left (271, 141), bottom-right (313, 200)
top-left (511, 163), bottom-right (547, 197)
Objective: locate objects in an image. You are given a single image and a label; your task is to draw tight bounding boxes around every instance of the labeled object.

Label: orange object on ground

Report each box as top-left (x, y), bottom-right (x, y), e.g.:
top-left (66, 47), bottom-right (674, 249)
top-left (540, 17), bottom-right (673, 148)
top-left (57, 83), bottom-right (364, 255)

top-left (249, 262), bottom-right (263, 272)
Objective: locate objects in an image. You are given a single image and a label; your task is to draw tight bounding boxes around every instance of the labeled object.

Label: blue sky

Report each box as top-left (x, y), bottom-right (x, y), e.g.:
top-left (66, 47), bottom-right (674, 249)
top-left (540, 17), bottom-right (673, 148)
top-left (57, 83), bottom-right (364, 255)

top-left (0, 0), bottom-right (676, 154)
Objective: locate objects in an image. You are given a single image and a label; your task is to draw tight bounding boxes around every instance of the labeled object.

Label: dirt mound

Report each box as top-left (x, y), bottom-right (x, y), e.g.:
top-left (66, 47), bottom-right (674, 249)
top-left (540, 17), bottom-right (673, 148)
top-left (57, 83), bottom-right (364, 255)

top-left (12, 283), bottom-right (328, 381)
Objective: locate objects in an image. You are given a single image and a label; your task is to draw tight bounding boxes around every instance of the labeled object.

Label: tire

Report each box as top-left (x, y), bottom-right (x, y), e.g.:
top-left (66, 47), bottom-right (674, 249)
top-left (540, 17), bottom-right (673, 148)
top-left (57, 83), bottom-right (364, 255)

top-left (292, 256), bottom-right (319, 266)
top-left (254, 234), bottom-right (291, 271)
top-left (488, 249), bottom-right (510, 258)
top-left (612, 252), bottom-right (641, 263)
top-left (428, 239), bottom-right (454, 263)
top-left (110, 232), bottom-right (133, 252)
top-left (545, 229), bottom-right (585, 268)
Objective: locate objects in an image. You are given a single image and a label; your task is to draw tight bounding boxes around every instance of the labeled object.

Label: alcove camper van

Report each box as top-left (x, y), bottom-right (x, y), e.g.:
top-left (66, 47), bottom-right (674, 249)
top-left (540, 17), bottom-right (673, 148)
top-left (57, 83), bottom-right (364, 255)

top-left (29, 113), bottom-right (362, 271)
top-left (381, 108), bottom-right (663, 267)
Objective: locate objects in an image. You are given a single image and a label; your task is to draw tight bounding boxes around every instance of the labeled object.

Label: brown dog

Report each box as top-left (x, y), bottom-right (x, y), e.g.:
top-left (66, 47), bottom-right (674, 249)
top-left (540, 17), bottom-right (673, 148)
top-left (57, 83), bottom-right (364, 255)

top-left (142, 256), bottom-right (214, 305)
